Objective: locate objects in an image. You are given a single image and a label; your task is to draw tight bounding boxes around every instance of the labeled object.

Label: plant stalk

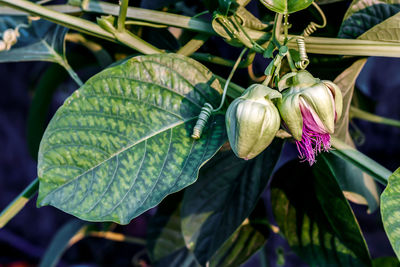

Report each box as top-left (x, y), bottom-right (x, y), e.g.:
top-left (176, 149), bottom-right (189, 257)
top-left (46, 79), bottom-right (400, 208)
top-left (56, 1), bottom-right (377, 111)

top-left (0, 178), bottom-right (39, 228)
top-left (2, 1), bottom-right (400, 57)
top-left (350, 106), bottom-right (400, 128)
top-left (117, 0), bottom-right (129, 32)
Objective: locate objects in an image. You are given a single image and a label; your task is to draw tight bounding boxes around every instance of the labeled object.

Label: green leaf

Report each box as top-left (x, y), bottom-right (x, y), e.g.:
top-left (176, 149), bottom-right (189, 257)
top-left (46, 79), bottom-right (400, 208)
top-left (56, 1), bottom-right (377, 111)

top-left (342, 0), bottom-right (400, 21)
top-left (359, 12), bottom-right (400, 42)
top-left (381, 167), bottom-right (400, 260)
top-left (372, 257), bottom-right (400, 267)
top-left (37, 54), bottom-right (226, 224)
top-left (330, 59), bottom-right (380, 211)
top-left (331, 137), bottom-right (392, 186)
top-left (147, 192), bottom-right (200, 267)
top-left (181, 139), bottom-right (283, 265)
top-left (147, 192), bottom-right (269, 267)
top-left (209, 200), bottom-right (270, 267)
top-left (319, 153), bottom-right (379, 213)
top-left (0, 17), bottom-right (67, 63)
top-left (39, 219), bottom-right (87, 267)
top-left (271, 161), bottom-right (371, 266)
top-left (259, 0), bottom-right (313, 14)
top-left (339, 3), bottom-right (400, 39)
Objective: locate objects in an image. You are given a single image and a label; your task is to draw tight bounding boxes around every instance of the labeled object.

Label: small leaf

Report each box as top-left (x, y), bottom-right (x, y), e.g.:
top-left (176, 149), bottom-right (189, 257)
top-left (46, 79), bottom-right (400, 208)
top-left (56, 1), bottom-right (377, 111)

top-left (339, 3), bottom-right (400, 39)
top-left (259, 0), bottom-right (313, 14)
top-left (181, 139), bottom-right (283, 265)
top-left (0, 17), bottom-right (67, 64)
top-left (381, 167), bottom-right (400, 260)
top-left (37, 54), bottom-right (226, 224)
top-left (40, 219), bottom-right (87, 267)
top-left (271, 161), bottom-right (371, 266)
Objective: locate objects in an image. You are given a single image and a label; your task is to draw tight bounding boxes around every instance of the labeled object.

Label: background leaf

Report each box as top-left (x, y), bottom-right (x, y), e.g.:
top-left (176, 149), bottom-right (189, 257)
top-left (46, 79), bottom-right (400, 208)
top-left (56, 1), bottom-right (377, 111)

top-left (181, 139), bottom-right (283, 265)
top-left (319, 153), bottom-right (379, 212)
top-left (37, 54), bottom-right (226, 224)
top-left (358, 12), bottom-right (400, 42)
top-left (331, 59), bottom-right (380, 211)
top-left (381, 167), bottom-right (400, 260)
top-left (271, 161), bottom-right (371, 266)
top-left (0, 17), bottom-right (68, 64)
top-left (39, 219), bottom-right (87, 267)
top-left (339, 1), bottom-right (400, 39)
top-left (147, 192), bottom-right (270, 267)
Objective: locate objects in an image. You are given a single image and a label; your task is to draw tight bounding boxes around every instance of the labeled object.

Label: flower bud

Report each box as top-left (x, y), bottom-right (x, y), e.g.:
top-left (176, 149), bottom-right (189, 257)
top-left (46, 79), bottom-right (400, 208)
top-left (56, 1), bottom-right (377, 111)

top-left (226, 84), bottom-right (281, 160)
top-left (277, 70), bottom-right (343, 165)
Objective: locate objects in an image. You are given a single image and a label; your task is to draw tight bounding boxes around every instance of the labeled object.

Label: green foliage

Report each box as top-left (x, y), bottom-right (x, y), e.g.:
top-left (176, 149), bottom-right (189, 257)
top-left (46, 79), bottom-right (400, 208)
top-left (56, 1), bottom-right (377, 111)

top-left (39, 219), bottom-right (87, 267)
top-left (147, 191), bottom-right (270, 266)
top-left (259, 0), bottom-right (313, 14)
top-left (37, 54), bottom-right (226, 224)
top-left (271, 161), bottom-right (371, 266)
top-left (381, 168), bottom-right (400, 261)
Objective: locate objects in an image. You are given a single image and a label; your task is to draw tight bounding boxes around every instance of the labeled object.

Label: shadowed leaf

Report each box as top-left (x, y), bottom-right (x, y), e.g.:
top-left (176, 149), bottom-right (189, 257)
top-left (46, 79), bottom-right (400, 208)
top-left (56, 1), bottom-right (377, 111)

top-left (271, 161), bottom-right (371, 266)
top-left (181, 140), bottom-right (282, 265)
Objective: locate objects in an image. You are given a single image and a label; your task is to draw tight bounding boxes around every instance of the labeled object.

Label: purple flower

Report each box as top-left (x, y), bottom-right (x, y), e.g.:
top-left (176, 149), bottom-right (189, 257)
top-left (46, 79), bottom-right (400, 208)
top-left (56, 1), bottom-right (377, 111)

top-left (277, 71), bottom-right (343, 165)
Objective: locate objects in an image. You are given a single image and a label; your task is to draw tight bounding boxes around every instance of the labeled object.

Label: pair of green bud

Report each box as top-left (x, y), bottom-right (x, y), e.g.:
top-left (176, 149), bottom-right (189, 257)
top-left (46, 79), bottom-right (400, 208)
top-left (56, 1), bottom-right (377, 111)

top-left (226, 70), bottom-right (342, 161)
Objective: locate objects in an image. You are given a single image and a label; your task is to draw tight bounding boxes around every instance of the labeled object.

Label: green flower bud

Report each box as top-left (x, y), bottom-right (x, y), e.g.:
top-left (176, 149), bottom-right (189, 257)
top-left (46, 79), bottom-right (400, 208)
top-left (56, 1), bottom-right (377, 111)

top-left (277, 70), bottom-right (343, 165)
top-left (226, 84), bottom-right (281, 160)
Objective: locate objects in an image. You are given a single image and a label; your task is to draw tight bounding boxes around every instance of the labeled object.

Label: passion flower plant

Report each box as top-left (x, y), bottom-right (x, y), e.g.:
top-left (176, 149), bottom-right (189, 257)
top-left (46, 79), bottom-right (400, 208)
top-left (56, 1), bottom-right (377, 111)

top-left (277, 70), bottom-right (343, 165)
top-left (226, 84), bottom-right (281, 160)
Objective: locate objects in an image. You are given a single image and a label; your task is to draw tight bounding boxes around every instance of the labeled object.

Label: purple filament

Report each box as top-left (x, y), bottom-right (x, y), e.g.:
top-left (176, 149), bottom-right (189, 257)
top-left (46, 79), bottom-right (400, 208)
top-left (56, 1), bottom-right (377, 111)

top-left (295, 124), bottom-right (331, 165)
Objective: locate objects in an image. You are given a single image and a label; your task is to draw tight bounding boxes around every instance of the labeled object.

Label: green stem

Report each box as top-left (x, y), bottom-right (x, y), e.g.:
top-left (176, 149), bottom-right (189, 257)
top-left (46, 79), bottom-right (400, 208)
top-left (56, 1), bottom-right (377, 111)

top-left (177, 33), bottom-right (210, 56)
top-left (0, 178), bottom-right (39, 228)
top-left (59, 60), bottom-right (83, 86)
top-left (350, 106), bottom-right (400, 128)
top-left (191, 52), bottom-right (254, 68)
top-left (0, 0), bottom-right (161, 54)
top-left (283, 14), bottom-right (288, 44)
top-left (215, 75), bottom-right (245, 99)
top-left (117, 0), bottom-right (129, 32)
top-left (214, 48), bottom-right (248, 111)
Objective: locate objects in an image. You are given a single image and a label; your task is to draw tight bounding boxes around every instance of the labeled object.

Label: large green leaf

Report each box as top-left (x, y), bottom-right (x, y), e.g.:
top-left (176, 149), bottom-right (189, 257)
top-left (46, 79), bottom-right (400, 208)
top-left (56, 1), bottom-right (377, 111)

top-left (0, 17), bottom-right (68, 64)
top-left (271, 161), bottom-right (371, 266)
top-left (181, 139), bottom-right (282, 265)
top-left (339, 2), bottom-right (400, 39)
top-left (259, 0), bottom-right (313, 14)
top-left (37, 54), bottom-right (226, 224)
top-left (381, 167), bottom-right (400, 260)
top-left (147, 192), bottom-right (269, 267)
